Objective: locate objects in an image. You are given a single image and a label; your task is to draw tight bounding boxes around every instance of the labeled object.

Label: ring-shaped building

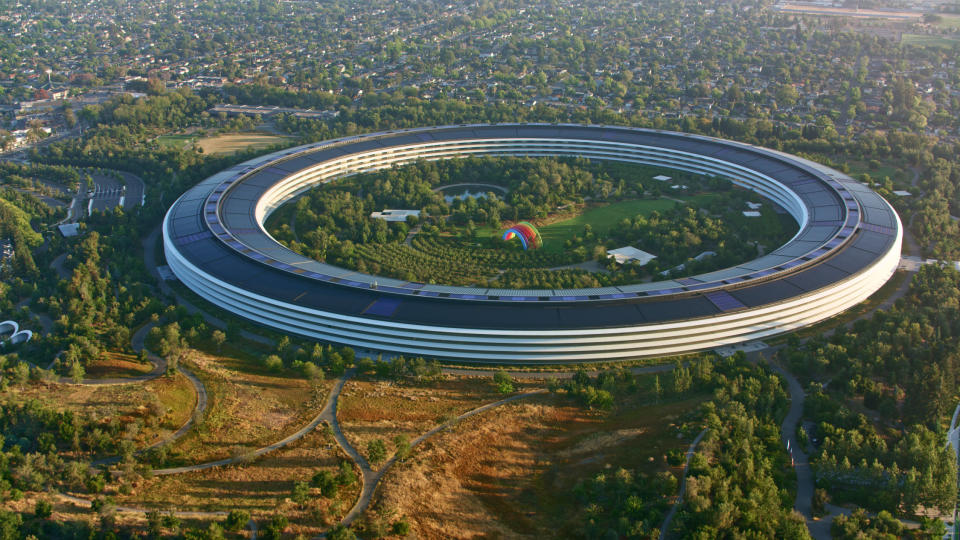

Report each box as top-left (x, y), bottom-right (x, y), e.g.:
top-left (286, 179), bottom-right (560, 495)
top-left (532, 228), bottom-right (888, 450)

top-left (163, 124), bottom-right (901, 363)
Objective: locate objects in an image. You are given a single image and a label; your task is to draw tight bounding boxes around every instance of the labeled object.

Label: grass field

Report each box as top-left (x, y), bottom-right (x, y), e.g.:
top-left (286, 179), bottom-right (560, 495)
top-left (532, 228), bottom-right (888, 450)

top-left (159, 348), bottom-right (328, 466)
top-left (4, 373), bottom-right (195, 454)
top-left (537, 198), bottom-right (679, 252)
top-left (156, 131), bottom-right (292, 155)
top-left (337, 376), bottom-right (505, 469)
top-left (370, 388), bottom-right (704, 538)
top-left (111, 428), bottom-right (360, 536)
top-left (901, 33), bottom-right (960, 48)
top-left (196, 132), bottom-right (292, 155)
top-left (85, 351), bottom-right (154, 378)
top-left (932, 14), bottom-right (960, 30)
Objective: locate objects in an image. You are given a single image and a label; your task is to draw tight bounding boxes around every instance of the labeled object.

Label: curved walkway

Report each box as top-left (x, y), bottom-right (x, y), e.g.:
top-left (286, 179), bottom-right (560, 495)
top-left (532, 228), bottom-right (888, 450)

top-left (91, 321), bottom-right (208, 465)
top-left (152, 369), bottom-right (349, 475)
top-left (335, 384), bottom-right (548, 527)
top-left (659, 427), bottom-right (708, 540)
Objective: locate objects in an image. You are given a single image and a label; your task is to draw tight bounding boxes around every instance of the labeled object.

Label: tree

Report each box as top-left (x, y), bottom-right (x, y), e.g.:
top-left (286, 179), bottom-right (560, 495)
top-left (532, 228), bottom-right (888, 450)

top-left (262, 514), bottom-right (288, 540)
top-left (328, 525), bottom-right (358, 540)
top-left (336, 461), bottom-right (357, 486)
top-left (393, 434), bottom-right (411, 461)
top-left (211, 330), bottom-right (226, 352)
top-left (292, 480), bottom-right (311, 506)
top-left (493, 369), bottom-right (514, 393)
top-left (34, 498), bottom-right (52, 519)
top-left (368, 439), bottom-right (387, 465)
top-left (263, 354), bottom-right (283, 371)
top-left (224, 509), bottom-right (250, 532)
top-left (69, 360), bottom-right (85, 384)
top-left (312, 470), bottom-right (338, 497)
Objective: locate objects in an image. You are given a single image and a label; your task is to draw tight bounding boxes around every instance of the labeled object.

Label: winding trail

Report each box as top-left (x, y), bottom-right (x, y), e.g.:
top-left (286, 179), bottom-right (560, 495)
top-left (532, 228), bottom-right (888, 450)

top-left (659, 428), bottom-right (708, 540)
top-left (152, 370), bottom-right (346, 476)
top-left (332, 381), bottom-right (548, 528)
top-left (90, 320), bottom-right (208, 465)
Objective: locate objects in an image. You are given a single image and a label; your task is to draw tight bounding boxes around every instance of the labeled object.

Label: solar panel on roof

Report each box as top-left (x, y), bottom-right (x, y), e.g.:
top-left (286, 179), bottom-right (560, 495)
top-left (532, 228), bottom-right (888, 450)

top-left (704, 290), bottom-right (747, 312)
top-left (362, 298), bottom-right (402, 317)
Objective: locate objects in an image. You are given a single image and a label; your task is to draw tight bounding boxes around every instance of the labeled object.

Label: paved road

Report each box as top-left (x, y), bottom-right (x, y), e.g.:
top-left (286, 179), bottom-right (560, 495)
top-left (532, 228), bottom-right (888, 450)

top-left (769, 361), bottom-right (815, 522)
top-left (659, 428), bottom-right (709, 540)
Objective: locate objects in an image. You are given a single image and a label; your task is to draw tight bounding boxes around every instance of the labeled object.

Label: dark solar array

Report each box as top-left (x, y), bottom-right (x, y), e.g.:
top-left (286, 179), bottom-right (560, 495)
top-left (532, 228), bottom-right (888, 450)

top-left (163, 124), bottom-right (900, 331)
top-left (704, 290), bottom-right (748, 312)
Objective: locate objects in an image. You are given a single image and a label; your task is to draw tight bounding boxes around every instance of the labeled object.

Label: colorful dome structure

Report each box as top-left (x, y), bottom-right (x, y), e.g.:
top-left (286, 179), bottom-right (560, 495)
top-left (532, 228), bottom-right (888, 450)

top-left (501, 222), bottom-right (542, 250)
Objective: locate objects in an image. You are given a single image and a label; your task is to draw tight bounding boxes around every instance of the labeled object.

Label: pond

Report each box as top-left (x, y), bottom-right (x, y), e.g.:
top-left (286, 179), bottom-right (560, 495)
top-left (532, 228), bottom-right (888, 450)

top-left (436, 183), bottom-right (508, 204)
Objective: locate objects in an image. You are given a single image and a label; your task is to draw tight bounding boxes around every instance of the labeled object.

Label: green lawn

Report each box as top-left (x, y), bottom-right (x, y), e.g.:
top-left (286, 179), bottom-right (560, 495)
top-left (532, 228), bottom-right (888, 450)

top-left (156, 133), bottom-right (198, 149)
top-left (538, 198), bottom-right (679, 252)
top-left (840, 158), bottom-right (911, 187)
top-left (932, 14), bottom-right (960, 30)
top-left (901, 33), bottom-right (960, 49)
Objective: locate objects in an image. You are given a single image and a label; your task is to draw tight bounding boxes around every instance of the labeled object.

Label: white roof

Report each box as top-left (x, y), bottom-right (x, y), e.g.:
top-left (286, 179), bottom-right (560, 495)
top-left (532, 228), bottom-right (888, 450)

top-left (607, 246), bottom-right (657, 266)
top-left (742, 211), bottom-right (762, 217)
top-left (58, 223), bottom-right (80, 237)
top-left (893, 190), bottom-right (912, 197)
top-left (653, 174), bottom-right (672, 181)
top-left (370, 209), bottom-right (421, 222)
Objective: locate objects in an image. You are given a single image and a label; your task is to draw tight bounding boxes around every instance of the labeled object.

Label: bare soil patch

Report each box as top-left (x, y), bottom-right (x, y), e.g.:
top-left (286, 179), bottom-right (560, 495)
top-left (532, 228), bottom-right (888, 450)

top-left (371, 394), bottom-right (703, 538)
top-left (337, 376), bottom-right (504, 467)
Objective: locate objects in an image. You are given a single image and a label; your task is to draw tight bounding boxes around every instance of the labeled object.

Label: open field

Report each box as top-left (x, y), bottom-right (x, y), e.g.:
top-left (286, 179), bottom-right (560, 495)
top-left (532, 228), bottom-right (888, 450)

top-left (196, 132), bottom-right (293, 155)
top-left (537, 198), bottom-right (679, 252)
top-left (159, 349), bottom-right (329, 466)
top-left (3, 373), bottom-right (195, 454)
top-left (932, 14), bottom-right (960, 30)
top-left (156, 131), bottom-right (292, 155)
top-left (840, 157), bottom-right (911, 186)
top-left (901, 33), bottom-right (960, 48)
top-left (106, 428), bottom-right (361, 536)
top-left (369, 391), bottom-right (704, 538)
top-left (84, 351), bottom-right (154, 378)
top-left (337, 376), bottom-right (506, 468)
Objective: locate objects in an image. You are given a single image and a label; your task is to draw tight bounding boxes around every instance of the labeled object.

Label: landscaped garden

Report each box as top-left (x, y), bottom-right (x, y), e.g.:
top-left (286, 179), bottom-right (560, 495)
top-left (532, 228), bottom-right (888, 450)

top-left (266, 156), bottom-right (797, 289)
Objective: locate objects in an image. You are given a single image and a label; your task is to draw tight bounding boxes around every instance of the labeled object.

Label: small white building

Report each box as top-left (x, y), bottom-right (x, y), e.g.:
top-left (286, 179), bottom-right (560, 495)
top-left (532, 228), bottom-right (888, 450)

top-left (370, 209), bottom-right (421, 222)
top-left (653, 175), bottom-right (672, 182)
top-left (742, 210), bottom-right (761, 218)
top-left (607, 246), bottom-right (657, 266)
top-left (58, 223), bottom-right (81, 237)
top-left (893, 190), bottom-right (912, 197)
top-left (745, 201), bottom-right (762, 210)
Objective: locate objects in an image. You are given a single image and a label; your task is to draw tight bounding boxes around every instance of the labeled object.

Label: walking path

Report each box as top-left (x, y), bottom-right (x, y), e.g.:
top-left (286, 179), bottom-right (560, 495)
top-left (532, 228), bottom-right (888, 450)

top-left (334, 383), bottom-right (548, 528)
top-left (152, 370), bottom-right (346, 476)
top-left (659, 428), bottom-right (708, 540)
